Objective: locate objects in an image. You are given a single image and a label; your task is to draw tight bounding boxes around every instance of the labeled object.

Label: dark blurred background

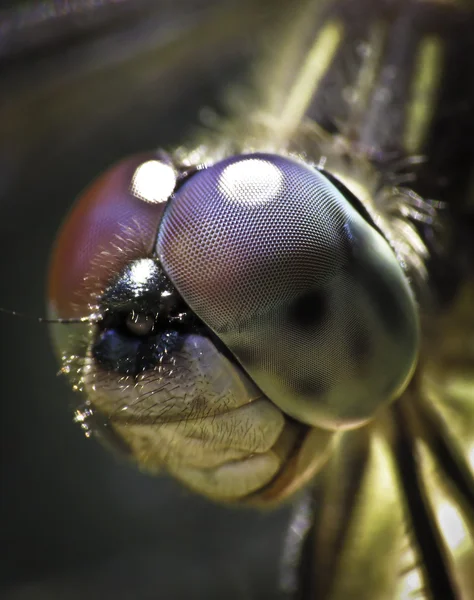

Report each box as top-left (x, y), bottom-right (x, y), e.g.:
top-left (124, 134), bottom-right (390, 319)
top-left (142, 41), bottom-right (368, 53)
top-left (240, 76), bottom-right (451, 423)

top-left (0, 2), bottom-right (292, 598)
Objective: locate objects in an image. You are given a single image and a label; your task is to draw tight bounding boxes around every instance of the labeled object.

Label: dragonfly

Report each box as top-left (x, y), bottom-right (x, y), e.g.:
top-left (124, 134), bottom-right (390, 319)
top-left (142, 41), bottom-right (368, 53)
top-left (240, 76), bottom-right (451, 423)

top-left (3, 0), bottom-right (474, 598)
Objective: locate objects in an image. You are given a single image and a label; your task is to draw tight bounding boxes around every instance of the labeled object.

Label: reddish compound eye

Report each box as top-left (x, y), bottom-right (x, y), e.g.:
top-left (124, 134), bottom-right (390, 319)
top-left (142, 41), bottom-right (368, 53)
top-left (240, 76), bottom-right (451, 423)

top-left (48, 153), bottom-right (175, 319)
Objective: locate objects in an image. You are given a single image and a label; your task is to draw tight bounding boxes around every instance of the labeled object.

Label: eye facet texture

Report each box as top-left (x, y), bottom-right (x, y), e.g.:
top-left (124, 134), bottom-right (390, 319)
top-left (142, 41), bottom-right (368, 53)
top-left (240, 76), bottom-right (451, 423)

top-left (157, 153), bottom-right (419, 430)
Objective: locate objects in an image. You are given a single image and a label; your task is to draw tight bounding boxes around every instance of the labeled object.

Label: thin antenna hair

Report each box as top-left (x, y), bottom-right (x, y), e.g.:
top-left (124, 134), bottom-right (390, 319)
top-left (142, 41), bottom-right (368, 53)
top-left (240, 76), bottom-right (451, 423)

top-left (0, 307), bottom-right (99, 325)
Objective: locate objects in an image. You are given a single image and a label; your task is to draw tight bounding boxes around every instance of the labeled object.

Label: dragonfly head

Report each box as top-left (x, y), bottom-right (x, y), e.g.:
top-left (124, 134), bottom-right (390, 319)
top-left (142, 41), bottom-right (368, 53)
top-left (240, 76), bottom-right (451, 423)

top-left (48, 151), bottom-right (419, 502)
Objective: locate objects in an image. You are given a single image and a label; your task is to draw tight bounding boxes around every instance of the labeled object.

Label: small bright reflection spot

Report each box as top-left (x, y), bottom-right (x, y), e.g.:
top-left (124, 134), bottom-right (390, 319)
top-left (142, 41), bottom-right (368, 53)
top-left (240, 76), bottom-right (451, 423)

top-left (130, 258), bottom-right (155, 286)
top-left (437, 501), bottom-right (467, 552)
top-left (219, 158), bottom-right (283, 205)
top-left (74, 408), bottom-right (92, 424)
top-left (131, 160), bottom-right (176, 203)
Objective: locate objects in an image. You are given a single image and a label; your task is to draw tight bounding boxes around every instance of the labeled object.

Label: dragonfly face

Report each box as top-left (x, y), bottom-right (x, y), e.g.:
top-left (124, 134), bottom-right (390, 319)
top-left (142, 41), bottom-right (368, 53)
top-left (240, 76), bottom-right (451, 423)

top-left (38, 0), bottom-right (474, 597)
top-left (48, 147), bottom-right (418, 500)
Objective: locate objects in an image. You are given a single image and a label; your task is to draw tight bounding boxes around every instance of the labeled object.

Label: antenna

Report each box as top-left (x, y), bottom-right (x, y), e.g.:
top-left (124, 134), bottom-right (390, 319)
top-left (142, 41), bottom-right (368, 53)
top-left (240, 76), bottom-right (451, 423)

top-left (0, 307), bottom-right (98, 325)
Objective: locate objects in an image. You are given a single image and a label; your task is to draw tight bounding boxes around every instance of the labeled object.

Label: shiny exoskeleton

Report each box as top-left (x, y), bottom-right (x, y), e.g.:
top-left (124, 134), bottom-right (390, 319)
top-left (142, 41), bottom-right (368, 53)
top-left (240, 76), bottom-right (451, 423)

top-left (48, 1), bottom-right (474, 598)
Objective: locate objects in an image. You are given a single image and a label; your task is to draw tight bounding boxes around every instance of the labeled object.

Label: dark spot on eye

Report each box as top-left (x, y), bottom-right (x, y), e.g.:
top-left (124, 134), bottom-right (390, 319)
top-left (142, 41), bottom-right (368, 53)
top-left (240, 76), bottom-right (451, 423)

top-left (349, 326), bottom-right (372, 366)
top-left (340, 223), bottom-right (409, 336)
top-left (288, 289), bottom-right (327, 329)
top-left (357, 267), bottom-right (407, 336)
top-left (291, 374), bottom-right (328, 399)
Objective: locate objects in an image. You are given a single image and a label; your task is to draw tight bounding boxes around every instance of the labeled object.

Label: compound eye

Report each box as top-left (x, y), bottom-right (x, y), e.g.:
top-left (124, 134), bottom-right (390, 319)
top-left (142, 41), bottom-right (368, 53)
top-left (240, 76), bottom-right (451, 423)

top-left (157, 153), bottom-right (419, 430)
top-left (48, 154), bottom-right (176, 322)
top-left (47, 152), bottom-right (178, 401)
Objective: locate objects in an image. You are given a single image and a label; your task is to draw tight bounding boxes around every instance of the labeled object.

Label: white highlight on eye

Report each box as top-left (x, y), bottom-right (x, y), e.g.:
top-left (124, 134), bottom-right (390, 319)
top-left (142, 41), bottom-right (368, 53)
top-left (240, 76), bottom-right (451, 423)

top-left (219, 158), bottom-right (283, 206)
top-left (130, 160), bottom-right (176, 203)
top-left (130, 258), bottom-right (155, 285)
